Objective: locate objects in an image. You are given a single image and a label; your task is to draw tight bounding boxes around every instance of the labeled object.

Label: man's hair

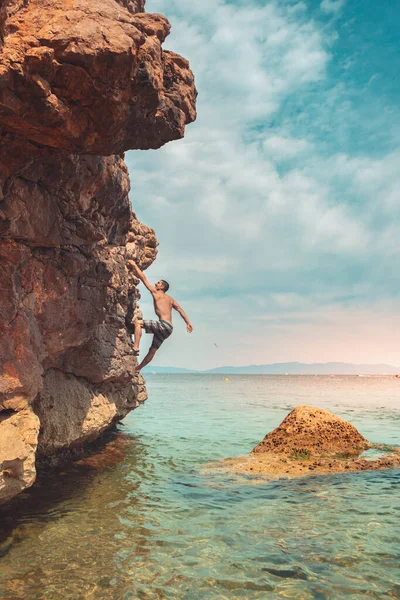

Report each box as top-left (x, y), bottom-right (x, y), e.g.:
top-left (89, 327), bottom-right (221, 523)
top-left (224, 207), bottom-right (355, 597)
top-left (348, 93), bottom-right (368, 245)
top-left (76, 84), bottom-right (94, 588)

top-left (160, 280), bottom-right (170, 292)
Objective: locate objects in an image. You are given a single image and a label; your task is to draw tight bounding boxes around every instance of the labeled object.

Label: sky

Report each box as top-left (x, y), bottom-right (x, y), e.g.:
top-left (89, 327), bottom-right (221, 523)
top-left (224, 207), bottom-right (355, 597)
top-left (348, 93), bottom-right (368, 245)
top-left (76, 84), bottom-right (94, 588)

top-left (125, 0), bottom-right (400, 370)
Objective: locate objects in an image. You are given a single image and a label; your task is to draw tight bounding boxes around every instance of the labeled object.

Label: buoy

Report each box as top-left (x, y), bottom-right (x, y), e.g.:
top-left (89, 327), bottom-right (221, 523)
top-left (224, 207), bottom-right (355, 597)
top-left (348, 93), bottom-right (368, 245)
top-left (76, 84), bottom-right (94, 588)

top-left (225, 377), bottom-right (229, 382)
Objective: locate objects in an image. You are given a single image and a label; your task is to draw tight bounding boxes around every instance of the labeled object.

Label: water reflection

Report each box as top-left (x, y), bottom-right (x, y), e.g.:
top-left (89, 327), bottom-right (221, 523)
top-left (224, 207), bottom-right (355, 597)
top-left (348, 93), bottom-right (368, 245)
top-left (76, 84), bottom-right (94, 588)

top-left (0, 431), bottom-right (159, 599)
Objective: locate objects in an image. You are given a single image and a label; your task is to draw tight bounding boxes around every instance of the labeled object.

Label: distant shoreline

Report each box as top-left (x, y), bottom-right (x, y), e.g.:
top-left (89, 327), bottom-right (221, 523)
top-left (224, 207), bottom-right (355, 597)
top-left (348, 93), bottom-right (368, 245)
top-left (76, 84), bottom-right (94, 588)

top-left (142, 362), bottom-right (400, 375)
top-left (143, 373), bottom-right (400, 377)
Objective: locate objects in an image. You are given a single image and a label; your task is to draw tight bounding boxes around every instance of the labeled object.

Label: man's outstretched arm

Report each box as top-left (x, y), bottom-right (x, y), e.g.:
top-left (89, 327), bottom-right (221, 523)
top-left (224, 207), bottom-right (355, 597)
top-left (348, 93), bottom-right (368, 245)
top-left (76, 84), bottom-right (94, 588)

top-left (127, 260), bottom-right (156, 293)
top-left (172, 299), bottom-right (193, 333)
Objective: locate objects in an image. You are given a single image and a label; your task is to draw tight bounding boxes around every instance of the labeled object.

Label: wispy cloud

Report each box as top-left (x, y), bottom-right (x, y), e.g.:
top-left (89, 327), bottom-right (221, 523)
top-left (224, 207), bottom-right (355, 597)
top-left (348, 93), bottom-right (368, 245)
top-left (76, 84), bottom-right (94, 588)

top-left (320, 0), bottom-right (346, 15)
top-left (263, 134), bottom-right (311, 158)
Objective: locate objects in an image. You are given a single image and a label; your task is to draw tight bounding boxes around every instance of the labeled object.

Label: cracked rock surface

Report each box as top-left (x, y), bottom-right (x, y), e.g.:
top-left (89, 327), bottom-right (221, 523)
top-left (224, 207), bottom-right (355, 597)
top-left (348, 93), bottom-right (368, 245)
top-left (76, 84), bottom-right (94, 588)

top-left (0, 0), bottom-right (196, 504)
top-left (0, 0), bottom-right (196, 153)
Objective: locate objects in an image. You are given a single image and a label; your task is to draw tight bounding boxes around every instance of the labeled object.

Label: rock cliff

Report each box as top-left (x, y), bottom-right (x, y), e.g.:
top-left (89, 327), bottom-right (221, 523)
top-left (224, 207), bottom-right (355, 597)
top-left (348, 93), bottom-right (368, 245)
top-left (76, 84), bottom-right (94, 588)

top-left (0, 0), bottom-right (196, 504)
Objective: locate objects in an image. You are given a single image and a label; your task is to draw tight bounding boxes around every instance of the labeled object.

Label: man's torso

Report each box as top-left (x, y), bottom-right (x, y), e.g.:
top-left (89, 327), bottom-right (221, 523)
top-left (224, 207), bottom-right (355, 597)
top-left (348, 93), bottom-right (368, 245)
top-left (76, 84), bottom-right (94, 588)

top-left (152, 292), bottom-right (174, 323)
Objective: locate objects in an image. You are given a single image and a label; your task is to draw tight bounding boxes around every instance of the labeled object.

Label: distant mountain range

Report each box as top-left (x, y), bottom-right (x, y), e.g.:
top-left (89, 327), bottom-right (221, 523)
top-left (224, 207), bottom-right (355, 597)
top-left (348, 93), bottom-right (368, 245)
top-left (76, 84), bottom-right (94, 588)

top-left (142, 362), bottom-right (400, 375)
top-left (142, 366), bottom-right (196, 374)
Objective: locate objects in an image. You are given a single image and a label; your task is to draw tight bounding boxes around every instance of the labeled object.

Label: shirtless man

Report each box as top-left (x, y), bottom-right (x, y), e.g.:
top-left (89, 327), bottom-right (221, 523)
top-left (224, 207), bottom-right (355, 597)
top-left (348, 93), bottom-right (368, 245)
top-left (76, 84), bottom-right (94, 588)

top-left (127, 260), bottom-right (193, 372)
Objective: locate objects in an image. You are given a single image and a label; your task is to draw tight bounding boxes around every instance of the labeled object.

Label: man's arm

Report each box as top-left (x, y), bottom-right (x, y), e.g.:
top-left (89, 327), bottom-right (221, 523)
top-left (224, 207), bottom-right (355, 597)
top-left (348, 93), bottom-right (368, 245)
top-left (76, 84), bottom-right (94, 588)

top-left (172, 299), bottom-right (193, 333)
top-left (127, 260), bottom-right (156, 293)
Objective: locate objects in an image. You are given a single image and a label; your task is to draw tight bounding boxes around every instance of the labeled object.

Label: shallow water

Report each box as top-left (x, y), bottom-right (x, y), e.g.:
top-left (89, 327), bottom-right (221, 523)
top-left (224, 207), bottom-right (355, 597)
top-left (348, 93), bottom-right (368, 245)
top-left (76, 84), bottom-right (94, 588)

top-left (1, 375), bottom-right (400, 599)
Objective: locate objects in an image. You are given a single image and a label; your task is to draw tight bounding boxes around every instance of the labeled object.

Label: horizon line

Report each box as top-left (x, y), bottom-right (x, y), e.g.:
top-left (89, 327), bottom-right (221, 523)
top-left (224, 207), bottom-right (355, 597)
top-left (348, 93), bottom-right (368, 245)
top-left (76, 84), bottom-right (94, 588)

top-left (143, 360), bottom-right (400, 372)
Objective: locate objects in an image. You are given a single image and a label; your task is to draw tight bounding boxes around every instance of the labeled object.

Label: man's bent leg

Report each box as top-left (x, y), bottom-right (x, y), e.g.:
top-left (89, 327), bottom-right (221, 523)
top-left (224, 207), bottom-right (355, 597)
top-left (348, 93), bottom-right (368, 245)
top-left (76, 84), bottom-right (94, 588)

top-left (133, 320), bottom-right (143, 352)
top-left (136, 346), bottom-right (157, 372)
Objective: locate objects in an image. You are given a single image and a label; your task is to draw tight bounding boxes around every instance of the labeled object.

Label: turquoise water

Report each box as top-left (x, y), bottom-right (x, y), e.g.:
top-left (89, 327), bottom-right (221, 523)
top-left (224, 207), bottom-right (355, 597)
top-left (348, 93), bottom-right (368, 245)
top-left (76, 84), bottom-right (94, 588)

top-left (0, 375), bottom-right (399, 599)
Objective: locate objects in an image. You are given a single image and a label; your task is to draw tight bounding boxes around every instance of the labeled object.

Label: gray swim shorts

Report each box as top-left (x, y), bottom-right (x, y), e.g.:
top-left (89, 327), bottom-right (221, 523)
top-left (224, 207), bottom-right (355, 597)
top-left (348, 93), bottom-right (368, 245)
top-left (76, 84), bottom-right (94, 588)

top-left (143, 319), bottom-right (173, 349)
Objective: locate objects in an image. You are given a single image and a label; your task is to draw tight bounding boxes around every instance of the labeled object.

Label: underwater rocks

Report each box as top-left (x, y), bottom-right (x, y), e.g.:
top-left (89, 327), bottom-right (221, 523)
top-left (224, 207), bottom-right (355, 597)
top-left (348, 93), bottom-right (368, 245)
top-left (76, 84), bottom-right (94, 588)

top-left (213, 406), bottom-right (400, 480)
top-left (0, 0), bottom-right (196, 504)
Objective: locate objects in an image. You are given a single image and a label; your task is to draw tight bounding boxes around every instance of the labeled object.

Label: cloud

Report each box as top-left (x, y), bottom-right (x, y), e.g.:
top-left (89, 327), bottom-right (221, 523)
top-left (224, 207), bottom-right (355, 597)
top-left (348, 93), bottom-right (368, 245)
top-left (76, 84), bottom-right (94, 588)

top-left (146, 0), bottom-right (329, 130)
top-left (320, 0), bottom-right (346, 15)
top-left (263, 135), bottom-right (311, 158)
top-left (126, 0), bottom-right (400, 368)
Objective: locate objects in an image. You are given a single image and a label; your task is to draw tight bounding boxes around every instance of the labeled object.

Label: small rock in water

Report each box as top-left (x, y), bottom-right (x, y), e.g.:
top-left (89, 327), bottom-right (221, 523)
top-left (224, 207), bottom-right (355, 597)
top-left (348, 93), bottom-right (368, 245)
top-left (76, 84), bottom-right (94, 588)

top-left (209, 405), bottom-right (400, 480)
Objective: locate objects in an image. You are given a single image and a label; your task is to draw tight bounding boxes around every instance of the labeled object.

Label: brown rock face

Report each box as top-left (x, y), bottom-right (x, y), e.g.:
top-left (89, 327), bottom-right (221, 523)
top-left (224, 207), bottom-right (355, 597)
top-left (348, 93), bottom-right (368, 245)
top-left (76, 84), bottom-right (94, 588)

top-left (253, 406), bottom-right (371, 456)
top-left (0, 0), bottom-right (196, 153)
top-left (0, 0), bottom-right (196, 504)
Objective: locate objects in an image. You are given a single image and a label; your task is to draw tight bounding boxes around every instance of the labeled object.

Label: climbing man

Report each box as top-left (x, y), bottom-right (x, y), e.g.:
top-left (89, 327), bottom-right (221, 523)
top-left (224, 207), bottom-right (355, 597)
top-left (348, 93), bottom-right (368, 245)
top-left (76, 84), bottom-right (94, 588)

top-left (127, 260), bottom-right (193, 372)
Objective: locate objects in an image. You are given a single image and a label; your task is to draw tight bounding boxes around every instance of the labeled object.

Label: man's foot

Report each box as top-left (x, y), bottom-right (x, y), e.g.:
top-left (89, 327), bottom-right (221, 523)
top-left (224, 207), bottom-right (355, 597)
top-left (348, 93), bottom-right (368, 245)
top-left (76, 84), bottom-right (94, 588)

top-left (133, 348), bottom-right (140, 356)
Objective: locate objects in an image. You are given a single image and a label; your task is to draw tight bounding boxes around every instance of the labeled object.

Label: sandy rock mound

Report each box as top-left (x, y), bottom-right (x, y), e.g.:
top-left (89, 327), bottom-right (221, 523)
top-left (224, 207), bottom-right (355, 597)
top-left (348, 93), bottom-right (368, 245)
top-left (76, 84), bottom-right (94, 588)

top-left (205, 406), bottom-right (400, 481)
top-left (253, 405), bottom-right (371, 457)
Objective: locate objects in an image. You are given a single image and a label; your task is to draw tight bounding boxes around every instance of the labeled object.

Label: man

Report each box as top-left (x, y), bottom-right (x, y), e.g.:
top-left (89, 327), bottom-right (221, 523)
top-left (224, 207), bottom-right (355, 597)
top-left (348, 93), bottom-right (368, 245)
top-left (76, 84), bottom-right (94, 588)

top-left (127, 260), bottom-right (193, 372)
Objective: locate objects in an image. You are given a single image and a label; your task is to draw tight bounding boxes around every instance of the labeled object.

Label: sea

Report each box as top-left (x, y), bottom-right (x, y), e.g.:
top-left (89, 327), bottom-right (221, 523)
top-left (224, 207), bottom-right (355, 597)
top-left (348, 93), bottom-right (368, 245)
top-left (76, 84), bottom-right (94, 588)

top-left (0, 375), bottom-right (399, 599)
